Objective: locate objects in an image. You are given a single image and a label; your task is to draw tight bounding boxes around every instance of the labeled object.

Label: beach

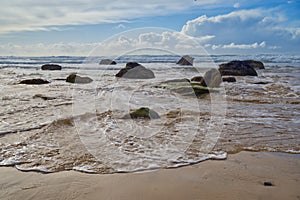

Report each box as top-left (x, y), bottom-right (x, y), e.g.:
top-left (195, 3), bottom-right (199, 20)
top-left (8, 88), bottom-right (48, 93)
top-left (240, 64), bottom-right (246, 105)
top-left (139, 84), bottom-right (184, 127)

top-left (1, 1), bottom-right (300, 199)
top-left (0, 55), bottom-right (299, 199)
top-left (1, 151), bottom-right (299, 200)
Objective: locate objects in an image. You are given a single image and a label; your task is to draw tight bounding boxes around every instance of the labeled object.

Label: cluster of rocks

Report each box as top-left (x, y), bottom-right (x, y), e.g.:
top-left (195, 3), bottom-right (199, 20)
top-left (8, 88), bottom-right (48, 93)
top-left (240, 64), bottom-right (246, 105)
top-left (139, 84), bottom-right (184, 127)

top-left (160, 58), bottom-right (266, 97)
top-left (188, 59), bottom-right (265, 87)
top-left (18, 56), bottom-right (266, 120)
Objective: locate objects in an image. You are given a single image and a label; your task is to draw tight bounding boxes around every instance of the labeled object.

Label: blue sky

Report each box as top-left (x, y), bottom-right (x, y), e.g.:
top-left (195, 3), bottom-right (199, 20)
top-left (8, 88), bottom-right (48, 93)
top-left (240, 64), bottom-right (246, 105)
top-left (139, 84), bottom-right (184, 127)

top-left (0, 0), bottom-right (299, 56)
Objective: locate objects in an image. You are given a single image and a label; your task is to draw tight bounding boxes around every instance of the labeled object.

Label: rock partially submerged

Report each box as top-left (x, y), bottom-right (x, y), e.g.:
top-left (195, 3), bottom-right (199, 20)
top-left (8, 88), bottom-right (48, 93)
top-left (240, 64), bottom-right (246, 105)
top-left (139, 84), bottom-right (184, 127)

top-left (123, 107), bottom-right (160, 119)
top-left (99, 59), bottom-right (117, 65)
top-left (222, 76), bottom-right (237, 82)
top-left (244, 60), bottom-right (265, 69)
top-left (176, 55), bottom-right (194, 66)
top-left (116, 62), bottom-right (155, 79)
top-left (33, 94), bottom-right (56, 100)
top-left (252, 81), bottom-right (270, 85)
top-left (171, 84), bottom-right (210, 96)
top-left (19, 79), bottom-right (50, 85)
top-left (219, 60), bottom-right (258, 76)
top-left (66, 73), bottom-right (93, 84)
top-left (41, 64), bottom-right (62, 70)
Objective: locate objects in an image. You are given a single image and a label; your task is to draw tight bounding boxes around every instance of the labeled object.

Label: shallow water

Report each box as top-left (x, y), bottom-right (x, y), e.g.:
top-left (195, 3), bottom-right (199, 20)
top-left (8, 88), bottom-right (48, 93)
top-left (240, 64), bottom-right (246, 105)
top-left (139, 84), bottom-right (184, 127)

top-left (0, 56), bottom-right (299, 173)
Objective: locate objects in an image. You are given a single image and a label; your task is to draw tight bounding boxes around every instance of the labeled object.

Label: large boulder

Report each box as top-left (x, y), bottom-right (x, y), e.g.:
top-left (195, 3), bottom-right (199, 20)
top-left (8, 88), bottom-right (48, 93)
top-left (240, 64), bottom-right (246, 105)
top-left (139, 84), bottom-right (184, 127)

top-left (219, 60), bottom-right (258, 76)
top-left (244, 60), bottom-right (265, 69)
top-left (116, 62), bottom-right (155, 79)
top-left (41, 64), bottom-right (62, 70)
top-left (176, 55), bottom-right (194, 66)
top-left (66, 73), bottom-right (93, 84)
top-left (122, 107), bottom-right (160, 119)
top-left (19, 79), bottom-right (50, 85)
top-left (99, 59), bottom-right (117, 65)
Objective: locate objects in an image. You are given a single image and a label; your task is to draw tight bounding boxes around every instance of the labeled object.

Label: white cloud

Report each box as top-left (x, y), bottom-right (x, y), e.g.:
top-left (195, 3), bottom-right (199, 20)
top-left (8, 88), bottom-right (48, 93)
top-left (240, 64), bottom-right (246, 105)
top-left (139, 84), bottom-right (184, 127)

top-left (0, 0), bottom-right (220, 34)
top-left (1, 2), bottom-right (299, 55)
top-left (181, 8), bottom-right (300, 53)
top-left (211, 41), bottom-right (266, 50)
top-left (181, 9), bottom-right (263, 36)
top-left (0, 29), bottom-right (212, 56)
top-left (181, 9), bottom-right (299, 41)
top-left (96, 30), bottom-right (213, 56)
top-left (0, 42), bottom-right (100, 56)
top-left (289, 28), bottom-right (300, 39)
top-left (115, 24), bottom-right (126, 29)
top-left (233, 2), bottom-right (240, 8)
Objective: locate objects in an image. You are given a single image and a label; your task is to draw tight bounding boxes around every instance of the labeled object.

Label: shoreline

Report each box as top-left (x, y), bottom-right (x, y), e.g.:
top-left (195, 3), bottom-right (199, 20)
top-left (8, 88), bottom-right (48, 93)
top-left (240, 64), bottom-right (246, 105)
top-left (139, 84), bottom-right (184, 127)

top-left (1, 151), bottom-right (299, 200)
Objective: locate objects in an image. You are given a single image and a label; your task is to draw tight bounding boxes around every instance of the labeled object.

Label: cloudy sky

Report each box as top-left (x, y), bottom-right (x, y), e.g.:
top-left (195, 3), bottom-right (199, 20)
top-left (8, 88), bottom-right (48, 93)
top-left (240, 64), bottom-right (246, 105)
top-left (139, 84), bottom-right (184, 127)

top-left (0, 0), bottom-right (299, 56)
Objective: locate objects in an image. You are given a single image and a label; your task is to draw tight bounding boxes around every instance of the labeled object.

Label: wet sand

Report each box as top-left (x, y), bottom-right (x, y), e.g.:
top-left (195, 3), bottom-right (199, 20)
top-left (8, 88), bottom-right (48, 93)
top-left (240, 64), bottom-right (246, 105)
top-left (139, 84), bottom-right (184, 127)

top-left (1, 151), bottom-right (299, 200)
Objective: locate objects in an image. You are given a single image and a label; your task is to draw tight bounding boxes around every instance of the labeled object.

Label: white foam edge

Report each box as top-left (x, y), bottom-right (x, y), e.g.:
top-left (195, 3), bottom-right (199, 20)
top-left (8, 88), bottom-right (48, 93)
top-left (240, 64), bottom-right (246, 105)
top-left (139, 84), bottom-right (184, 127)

top-left (168, 152), bottom-right (227, 168)
top-left (0, 158), bottom-right (23, 166)
top-left (115, 152), bottom-right (227, 173)
top-left (15, 165), bottom-right (52, 173)
top-left (72, 166), bottom-right (97, 173)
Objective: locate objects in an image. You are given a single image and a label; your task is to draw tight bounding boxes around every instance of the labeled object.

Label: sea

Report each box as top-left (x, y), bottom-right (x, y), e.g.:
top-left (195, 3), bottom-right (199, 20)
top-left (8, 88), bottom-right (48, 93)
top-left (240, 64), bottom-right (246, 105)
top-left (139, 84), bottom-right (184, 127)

top-left (0, 54), bottom-right (299, 173)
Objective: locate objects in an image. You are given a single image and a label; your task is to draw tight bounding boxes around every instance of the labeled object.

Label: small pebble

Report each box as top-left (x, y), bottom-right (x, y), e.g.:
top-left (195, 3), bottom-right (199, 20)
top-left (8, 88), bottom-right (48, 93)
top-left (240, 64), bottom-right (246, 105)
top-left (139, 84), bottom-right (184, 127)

top-left (264, 181), bottom-right (273, 186)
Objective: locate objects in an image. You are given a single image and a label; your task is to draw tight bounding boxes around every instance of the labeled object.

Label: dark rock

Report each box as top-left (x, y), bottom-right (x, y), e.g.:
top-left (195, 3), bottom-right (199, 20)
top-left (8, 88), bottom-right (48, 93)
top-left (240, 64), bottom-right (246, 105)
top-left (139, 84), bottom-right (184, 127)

top-left (41, 64), bottom-right (62, 70)
top-left (171, 84), bottom-right (210, 96)
top-left (191, 76), bottom-right (206, 87)
top-left (52, 78), bottom-right (66, 81)
top-left (99, 59), bottom-right (117, 65)
top-left (203, 68), bottom-right (222, 87)
top-left (123, 107), bottom-right (160, 119)
top-left (263, 182), bottom-right (273, 186)
top-left (19, 79), bottom-right (50, 85)
top-left (191, 76), bottom-right (203, 82)
top-left (116, 62), bottom-right (155, 79)
top-left (66, 73), bottom-right (93, 84)
top-left (219, 60), bottom-right (258, 76)
top-left (33, 94), bottom-right (56, 100)
top-left (222, 77), bottom-right (236, 82)
top-left (244, 60), bottom-right (265, 69)
top-left (176, 55), bottom-right (194, 66)
top-left (252, 81), bottom-right (270, 85)
top-left (191, 85), bottom-right (211, 95)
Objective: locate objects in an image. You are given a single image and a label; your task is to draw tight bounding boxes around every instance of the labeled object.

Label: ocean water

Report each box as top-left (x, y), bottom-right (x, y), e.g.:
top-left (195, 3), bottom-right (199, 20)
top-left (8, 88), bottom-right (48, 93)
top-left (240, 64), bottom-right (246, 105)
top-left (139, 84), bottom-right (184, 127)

top-left (0, 54), bottom-right (299, 173)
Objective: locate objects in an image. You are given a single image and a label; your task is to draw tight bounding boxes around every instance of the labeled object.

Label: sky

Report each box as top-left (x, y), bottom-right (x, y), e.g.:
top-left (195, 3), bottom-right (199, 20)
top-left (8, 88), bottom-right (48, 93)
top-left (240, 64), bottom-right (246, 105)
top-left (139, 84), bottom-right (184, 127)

top-left (0, 0), bottom-right (299, 56)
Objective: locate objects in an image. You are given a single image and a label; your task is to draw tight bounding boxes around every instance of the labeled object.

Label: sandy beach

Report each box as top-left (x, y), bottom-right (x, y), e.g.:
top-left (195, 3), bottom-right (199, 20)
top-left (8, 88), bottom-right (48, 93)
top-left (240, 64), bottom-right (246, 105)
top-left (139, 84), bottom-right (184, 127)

top-left (1, 151), bottom-right (299, 200)
top-left (1, 0), bottom-right (300, 199)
